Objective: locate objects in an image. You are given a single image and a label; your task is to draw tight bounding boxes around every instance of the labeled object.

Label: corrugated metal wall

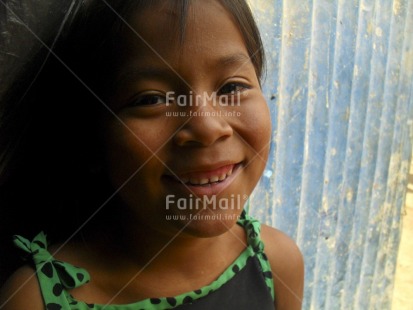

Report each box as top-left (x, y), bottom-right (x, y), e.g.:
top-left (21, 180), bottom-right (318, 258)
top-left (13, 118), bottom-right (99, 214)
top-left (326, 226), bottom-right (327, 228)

top-left (248, 0), bottom-right (413, 309)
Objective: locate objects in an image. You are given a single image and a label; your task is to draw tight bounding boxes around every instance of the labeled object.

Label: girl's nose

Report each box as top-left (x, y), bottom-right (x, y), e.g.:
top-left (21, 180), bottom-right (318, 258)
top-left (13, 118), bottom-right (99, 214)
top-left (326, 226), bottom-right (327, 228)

top-left (173, 103), bottom-right (233, 147)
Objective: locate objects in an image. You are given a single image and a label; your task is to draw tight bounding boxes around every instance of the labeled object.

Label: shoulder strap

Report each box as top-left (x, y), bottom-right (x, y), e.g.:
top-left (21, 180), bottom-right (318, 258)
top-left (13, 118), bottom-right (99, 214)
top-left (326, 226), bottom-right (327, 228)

top-left (237, 214), bottom-right (275, 301)
top-left (14, 232), bottom-right (91, 309)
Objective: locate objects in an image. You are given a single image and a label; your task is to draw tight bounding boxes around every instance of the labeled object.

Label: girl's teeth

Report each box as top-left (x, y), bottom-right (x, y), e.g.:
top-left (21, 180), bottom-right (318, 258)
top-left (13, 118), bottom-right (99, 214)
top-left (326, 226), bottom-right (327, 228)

top-left (210, 176), bottom-right (219, 183)
top-left (190, 178), bottom-right (200, 185)
top-left (179, 167), bottom-right (235, 185)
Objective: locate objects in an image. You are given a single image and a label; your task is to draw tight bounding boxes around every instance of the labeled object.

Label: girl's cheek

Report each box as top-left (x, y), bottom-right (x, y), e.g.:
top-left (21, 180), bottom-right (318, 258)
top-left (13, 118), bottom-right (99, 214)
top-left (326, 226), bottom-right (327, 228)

top-left (104, 115), bottom-right (170, 154)
top-left (234, 94), bottom-right (272, 150)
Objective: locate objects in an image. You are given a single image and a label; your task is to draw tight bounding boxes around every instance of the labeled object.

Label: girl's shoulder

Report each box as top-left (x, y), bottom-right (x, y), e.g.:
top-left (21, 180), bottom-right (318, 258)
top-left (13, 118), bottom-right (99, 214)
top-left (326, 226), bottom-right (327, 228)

top-left (1, 232), bottom-right (97, 309)
top-left (0, 265), bottom-right (44, 310)
top-left (260, 224), bottom-right (304, 310)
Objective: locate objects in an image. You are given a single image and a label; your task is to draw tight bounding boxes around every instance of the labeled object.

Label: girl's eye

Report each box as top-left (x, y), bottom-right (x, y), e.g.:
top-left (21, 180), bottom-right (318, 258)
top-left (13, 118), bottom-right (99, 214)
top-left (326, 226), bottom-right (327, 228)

top-left (218, 82), bottom-right (250, 95)
top-left (128, 94), bottom-right (167, 107)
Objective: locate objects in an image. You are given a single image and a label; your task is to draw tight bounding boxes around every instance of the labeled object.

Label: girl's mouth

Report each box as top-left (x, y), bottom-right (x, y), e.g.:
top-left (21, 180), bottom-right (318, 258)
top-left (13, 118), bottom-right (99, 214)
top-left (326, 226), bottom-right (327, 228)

top-left (163, 163), bottom-right (243, 191)
top-left (175, 165), bottom-right (235, 186)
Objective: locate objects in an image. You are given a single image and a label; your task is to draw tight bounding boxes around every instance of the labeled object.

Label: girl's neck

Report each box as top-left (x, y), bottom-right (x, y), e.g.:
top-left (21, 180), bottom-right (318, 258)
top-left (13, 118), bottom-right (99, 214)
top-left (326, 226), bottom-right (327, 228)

top-left (84, 210), bottom-right (247, 276)
top-left (125, 219), bottom-right (246, 271)
top-left (58, 208), bottom-right (248, 303)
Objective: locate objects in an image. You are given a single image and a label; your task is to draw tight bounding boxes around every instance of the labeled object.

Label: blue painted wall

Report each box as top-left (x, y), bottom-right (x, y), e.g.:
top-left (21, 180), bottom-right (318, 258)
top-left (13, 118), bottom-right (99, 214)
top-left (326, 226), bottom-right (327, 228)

top-left (249, 0), bottom-right (413, 309)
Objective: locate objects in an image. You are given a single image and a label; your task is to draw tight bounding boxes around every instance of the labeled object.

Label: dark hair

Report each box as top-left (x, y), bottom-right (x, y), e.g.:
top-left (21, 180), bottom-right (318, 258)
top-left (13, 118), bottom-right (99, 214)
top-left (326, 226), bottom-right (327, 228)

top-left (0, 0), bottom-right (265, 283)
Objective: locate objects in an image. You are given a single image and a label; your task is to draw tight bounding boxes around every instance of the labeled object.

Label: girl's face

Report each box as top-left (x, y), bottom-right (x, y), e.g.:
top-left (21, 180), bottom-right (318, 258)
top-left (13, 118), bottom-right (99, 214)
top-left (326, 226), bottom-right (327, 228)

top-left (102, 0), bottom-right (271, 237)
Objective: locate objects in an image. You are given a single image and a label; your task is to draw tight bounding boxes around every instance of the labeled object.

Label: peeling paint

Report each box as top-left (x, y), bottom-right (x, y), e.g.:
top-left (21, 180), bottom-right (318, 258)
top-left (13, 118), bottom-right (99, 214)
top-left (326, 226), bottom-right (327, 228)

top-left (393, 0), bottom-right (402, 15)
top-left (375, 27), bottom-right (383, 37)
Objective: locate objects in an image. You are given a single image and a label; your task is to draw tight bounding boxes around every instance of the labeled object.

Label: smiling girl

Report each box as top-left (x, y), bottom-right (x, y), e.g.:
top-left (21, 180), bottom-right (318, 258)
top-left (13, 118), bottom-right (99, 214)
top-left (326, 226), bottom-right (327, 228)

top-left (0, 0), bottom-right (304, 309)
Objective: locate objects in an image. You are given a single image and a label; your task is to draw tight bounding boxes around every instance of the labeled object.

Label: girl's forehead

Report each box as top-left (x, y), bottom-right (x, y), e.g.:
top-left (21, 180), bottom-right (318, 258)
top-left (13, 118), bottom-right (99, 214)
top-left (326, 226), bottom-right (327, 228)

top-left (119, 0), bottom-right (250, 66)
top-left (110, 0), bottom-right (257, 94)
top-left (124, 0), bottom-right (242, 44)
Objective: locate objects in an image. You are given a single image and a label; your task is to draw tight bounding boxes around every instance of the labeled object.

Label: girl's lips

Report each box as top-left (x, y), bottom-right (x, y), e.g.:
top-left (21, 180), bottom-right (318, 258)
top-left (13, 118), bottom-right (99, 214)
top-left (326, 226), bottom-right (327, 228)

top-left (163, 163), bottom-right (243, 196)
top-left (170, 163), bottom-right (236, 185)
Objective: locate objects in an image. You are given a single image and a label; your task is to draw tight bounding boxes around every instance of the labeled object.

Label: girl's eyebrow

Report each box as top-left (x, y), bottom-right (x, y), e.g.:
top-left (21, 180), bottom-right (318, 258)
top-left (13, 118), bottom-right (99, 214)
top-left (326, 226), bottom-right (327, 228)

top-left (115, 67), bottom-right (177, 87)
top-left (216, 53), bottom-right (252, 68)
top-left (114, 53), bottom-right (253, 88)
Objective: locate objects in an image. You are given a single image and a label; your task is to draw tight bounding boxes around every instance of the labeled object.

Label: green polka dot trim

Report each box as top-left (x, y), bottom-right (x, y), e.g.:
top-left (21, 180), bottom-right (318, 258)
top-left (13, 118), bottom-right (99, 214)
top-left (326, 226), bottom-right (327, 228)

top-left (238, 215), bottom-right (275, 301)
top-left (14, 233), bottom-right (91, 310)
top-left (13, 214), bottom-right (274, 309)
